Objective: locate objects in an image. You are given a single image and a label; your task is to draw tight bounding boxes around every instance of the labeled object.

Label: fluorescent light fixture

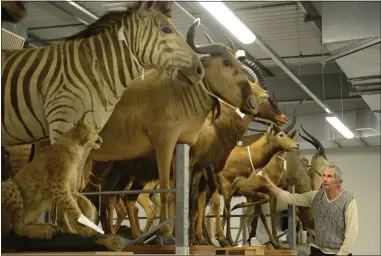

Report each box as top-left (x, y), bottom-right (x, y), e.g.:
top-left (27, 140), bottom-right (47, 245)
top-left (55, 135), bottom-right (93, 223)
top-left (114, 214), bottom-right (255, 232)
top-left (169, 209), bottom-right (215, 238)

top-left (326, 116), bottom-right (354, 139)
top-left (198, 1), bottom-right (256, 44)
top-left (66, 0), bottom-right (98, 20)
top-left (325, 108), bottom-right (332, 114)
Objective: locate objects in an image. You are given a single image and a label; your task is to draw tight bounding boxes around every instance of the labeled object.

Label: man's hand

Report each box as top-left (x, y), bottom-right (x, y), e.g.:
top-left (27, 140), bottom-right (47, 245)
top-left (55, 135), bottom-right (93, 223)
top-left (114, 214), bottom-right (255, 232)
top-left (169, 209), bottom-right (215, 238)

top-left (258, 172), bottom-right (272, 187)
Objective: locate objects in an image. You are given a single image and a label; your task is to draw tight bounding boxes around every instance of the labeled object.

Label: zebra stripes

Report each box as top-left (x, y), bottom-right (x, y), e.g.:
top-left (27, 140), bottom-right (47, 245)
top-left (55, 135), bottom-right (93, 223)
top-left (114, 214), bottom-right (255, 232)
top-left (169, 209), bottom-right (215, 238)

top-left (1, 2), bottom-right (203, 145)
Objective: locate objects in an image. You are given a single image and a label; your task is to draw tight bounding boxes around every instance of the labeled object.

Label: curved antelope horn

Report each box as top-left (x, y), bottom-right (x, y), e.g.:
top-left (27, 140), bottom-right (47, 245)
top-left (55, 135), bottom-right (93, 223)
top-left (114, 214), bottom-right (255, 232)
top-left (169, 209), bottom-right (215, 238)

top-left (203, 31), bottom-right (214, 44)
top-left (283, 96), bottom-right (307, 134)
top-left (252, 117), bottom-right (281, 132)
top-left (187, 18), bottom-right (226, 55)
top-left (242, 65), bottom-right (258, 83)
top-left (247, 127), bottom-right (267, 133)
top-left (272, 92), bottom-right (279, 107)
top-left (223, 33), bottom-right (237, 53)
top-left (299, 132), bottom-right (318, 149)
top-left (242, 59), bottom-right (265, 88)
top-left (301, 125), bottom-right (326, 157)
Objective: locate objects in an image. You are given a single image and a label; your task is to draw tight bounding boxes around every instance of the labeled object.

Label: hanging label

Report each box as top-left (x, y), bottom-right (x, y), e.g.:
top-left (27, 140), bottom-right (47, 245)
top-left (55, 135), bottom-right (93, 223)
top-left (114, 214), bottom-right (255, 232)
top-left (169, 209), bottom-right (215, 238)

top-left (276, 155), bottom-right (287, 171)
top-left (77, 214), bottom-right (105, 234)
top-left (235, 108), bottom-right (245, 118)
top-left (118, 26), bottom-right (127, 45)
top-left (235, 50), bottom-right (246, 59)
top-left (141, 69), bottom-right (145, 80)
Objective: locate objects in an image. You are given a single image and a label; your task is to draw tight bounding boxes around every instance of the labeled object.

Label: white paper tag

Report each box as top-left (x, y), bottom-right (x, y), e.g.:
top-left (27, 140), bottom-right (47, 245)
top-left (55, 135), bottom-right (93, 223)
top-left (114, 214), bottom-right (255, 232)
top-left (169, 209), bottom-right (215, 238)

top-left (237, 140), bottom-right (243, 146)
top-left (235, 108), bottom-right (245, 118)
top-left (284, 160), bottom-right (287, 171)
top-left (77, 214), bottom-right (104, 234)
top-left (118, 26), bottom-right (127, 43)
top-left (236, 50), bottom-right (246, 59)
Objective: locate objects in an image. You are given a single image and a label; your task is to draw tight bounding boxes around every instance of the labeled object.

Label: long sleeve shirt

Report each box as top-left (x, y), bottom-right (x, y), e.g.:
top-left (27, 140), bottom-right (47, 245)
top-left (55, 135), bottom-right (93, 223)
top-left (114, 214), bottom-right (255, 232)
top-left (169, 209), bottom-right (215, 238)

top-left (277, 189), bottom-right (358, 255)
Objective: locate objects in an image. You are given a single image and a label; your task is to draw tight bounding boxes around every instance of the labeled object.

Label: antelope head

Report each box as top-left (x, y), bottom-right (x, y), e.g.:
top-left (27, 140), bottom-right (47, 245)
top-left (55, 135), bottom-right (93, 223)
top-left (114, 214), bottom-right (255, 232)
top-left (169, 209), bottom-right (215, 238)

top-left (240, 58), bottom-right (288, 125)
top-left (187, 25), bottom-right (258, 115)
top-left (299, 125), bottom-right (330, 189)
top-left (251, 118), bottom-right (299, 151)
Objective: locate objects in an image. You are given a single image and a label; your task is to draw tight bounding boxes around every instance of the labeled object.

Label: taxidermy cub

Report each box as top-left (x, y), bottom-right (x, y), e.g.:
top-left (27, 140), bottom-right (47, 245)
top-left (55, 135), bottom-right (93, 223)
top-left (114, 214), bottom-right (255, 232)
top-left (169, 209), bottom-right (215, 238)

top-left (1, 119), bottom-right (103, 240)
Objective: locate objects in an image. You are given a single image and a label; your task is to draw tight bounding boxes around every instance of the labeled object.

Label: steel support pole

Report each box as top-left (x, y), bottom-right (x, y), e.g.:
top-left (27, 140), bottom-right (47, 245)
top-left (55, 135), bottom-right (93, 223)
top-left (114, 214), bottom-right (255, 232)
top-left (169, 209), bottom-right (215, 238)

top-left (288, 186), bottom-right (296, 249)
top-left (242, 207), bottom-right (247, 245)
top-left (175, 144), bottom-right (190, 255)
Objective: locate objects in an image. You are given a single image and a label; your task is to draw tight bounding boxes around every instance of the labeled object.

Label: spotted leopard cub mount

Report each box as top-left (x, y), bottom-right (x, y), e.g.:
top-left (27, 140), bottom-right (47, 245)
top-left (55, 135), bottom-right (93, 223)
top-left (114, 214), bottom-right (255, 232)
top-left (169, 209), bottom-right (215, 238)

top-left (1, 119), bottom-right (103, 240)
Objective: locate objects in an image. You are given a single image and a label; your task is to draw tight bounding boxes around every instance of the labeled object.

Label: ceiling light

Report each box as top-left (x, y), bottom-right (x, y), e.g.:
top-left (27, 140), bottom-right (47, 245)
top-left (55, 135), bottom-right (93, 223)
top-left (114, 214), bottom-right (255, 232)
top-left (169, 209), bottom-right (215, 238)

top-left (326, 116), bottom-right (354, 139)
top-left (66, 0), bottom-right (98, 20)
top-left (198, 1), bottom-right (256, 44)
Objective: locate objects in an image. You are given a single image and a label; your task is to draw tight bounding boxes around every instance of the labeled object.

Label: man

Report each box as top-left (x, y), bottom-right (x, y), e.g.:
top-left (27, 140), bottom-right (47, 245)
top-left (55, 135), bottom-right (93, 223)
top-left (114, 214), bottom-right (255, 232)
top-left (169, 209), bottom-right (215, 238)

top-left (259, 163), bottom-right (358, 256)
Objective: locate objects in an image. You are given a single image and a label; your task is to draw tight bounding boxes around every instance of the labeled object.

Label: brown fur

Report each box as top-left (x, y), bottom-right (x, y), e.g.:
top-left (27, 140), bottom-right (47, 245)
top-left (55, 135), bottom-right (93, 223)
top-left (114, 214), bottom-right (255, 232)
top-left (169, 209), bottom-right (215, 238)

top-left (1, 120), bottom-right (102, 240)
top-left (217, 124), bottom-right (299, 245)
top-left (1, 1), bottom-right (26, 23)
top-left (188, 93), bottom-right (287, 246)
top-left (231, 141), bottom-right (316, 248)
top-left (79, 40), bottom-right (265, 242)
top-left (86, 81), bottom-right (281, 245)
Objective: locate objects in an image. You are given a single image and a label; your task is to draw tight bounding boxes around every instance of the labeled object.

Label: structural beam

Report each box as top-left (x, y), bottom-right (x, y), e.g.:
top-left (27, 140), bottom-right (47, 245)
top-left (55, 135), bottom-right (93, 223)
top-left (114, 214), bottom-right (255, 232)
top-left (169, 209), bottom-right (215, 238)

top-left (288, 186), bottom-right (296, 249)
top-left (27, 32), bottom-right (50, 47)
top-left (246, 34), bottom-right (333, 113)
top-left (297, 1), bottom-right (322, 36)
top-left (349, 90), bottom-right (381, 97)
top-left (48, 1), bottom-right (98, 25)
top-left (321, 37), bottom-right (381, 65)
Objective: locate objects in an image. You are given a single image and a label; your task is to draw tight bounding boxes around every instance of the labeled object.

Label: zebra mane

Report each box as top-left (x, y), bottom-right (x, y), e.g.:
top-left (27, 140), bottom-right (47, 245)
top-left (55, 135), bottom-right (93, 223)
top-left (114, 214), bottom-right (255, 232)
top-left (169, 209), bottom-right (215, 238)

top-left (65, 2), bottom-right (172, 41)
top-left (65, 10), bottom-right (129, 41)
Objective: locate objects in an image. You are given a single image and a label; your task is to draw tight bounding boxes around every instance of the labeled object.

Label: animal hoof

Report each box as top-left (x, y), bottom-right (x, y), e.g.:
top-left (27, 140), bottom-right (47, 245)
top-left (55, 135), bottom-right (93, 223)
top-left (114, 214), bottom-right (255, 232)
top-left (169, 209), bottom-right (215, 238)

top-left (48, 223), bottom-right (63, 233)
top-left (162, 235), bottom-right (176, 245)
top-left (227, 236), bottom-right (234, 246)
top-left (218, 238), bottom-right (229, 247)
top-left (41, 227), bottom-right (58, 240)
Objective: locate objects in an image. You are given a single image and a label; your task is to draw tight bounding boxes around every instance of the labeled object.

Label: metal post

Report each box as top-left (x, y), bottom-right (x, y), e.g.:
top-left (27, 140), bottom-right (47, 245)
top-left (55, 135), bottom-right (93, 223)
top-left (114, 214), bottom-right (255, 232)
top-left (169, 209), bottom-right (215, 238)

top-left (175, 144), bottom-right (190, 255)
top-left (242, 207), bottom-right (247, 245)
top-left (287, 186), bottom-right (296, 249)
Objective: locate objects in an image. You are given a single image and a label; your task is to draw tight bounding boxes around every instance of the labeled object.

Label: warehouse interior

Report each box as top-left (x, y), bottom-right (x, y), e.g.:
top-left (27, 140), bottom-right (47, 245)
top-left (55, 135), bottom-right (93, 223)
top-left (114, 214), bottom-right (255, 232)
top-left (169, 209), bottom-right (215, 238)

top-left (1, 1), bottom-right (380, 255)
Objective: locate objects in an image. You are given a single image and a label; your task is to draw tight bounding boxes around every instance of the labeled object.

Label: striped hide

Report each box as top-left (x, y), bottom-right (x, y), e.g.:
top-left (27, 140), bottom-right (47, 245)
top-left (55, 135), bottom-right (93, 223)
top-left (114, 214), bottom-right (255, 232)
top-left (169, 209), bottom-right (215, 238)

top-left (1, 1), bottom-right (203, 146)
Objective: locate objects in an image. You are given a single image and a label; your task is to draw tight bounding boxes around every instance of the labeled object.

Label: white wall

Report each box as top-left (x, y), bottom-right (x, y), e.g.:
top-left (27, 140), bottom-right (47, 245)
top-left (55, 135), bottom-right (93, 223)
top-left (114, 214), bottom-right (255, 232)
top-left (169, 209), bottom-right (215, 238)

top-left (300, 146), bottom-right (380, 255)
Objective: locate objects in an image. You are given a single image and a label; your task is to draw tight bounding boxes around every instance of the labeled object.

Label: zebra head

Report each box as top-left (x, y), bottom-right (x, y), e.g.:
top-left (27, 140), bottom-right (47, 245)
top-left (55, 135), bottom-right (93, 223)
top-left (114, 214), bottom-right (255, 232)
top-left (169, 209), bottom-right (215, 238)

top-left (122, 1), bottom-right (204, 86)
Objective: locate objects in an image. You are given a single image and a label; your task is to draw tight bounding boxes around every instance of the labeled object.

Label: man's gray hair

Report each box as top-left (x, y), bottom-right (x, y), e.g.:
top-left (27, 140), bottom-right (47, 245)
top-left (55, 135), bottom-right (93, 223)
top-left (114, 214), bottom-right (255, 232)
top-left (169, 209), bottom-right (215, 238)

top-left (328, 161), bottom-right (342, 182)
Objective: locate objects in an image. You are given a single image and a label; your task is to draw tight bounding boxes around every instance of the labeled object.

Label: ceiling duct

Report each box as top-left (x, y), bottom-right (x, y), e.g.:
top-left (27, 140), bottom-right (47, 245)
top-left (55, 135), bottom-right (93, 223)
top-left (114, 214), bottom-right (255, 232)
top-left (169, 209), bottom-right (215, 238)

top-left (321, 2), bottom-right (381, 120)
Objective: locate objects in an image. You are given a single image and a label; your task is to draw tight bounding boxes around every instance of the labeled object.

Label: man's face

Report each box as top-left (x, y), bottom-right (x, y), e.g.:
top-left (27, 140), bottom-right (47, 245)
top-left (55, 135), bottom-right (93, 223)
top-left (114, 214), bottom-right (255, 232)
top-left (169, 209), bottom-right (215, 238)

top-left (321, 168), bottom-right (341, 190)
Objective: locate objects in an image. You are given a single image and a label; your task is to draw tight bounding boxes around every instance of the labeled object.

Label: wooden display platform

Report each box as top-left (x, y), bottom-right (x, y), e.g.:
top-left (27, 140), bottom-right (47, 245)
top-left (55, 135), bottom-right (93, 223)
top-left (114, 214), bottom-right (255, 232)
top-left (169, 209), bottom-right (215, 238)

top-left (215, 246), bottom-right (265, 255)
top-left (265, 249), bottom-right (297, 255)
top-left (122, 245), bottom-right (215, 255)
top-left (2, 252), bottom-right (133, 255)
